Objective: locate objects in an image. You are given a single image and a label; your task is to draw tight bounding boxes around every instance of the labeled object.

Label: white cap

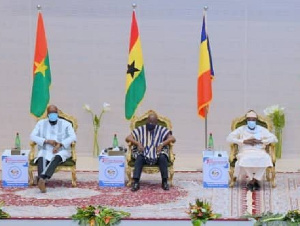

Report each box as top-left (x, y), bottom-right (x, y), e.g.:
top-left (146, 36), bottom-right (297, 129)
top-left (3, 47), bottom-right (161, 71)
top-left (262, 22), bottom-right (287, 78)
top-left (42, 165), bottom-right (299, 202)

top-left (246, 111), bottom-right (257, 118)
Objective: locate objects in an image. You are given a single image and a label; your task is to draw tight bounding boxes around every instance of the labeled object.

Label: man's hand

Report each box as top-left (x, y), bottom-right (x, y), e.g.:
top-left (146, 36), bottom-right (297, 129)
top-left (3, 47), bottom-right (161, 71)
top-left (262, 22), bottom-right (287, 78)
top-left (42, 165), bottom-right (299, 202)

top-left (156, 143), bottom-right (163, 154)
top-left (45, 139), bottom-right (57, 147)
top-left (137, 143), bottom-right (144, 153)
top-left (243, 138), bottom-right (262, 146)
top-left (52, 143), bottom-right (62, 154)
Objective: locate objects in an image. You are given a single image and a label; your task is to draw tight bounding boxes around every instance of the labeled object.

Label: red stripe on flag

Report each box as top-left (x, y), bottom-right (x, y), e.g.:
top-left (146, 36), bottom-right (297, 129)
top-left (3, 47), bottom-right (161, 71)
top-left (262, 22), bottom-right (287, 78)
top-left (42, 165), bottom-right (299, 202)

top-left (129, 11), bottom-right (139, 51)
top-left (33, 12), bottom-right (48, 74)
top-left (197, 70), bottom-right (212, 118)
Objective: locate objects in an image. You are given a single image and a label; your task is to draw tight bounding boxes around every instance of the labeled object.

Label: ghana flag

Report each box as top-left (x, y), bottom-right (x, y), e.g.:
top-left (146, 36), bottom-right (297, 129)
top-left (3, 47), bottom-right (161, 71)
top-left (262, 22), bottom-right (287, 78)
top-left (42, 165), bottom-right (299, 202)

top-left (125, 9), bottom-right (146, 120)
top-left (30, 11), bottom-right (51, 118)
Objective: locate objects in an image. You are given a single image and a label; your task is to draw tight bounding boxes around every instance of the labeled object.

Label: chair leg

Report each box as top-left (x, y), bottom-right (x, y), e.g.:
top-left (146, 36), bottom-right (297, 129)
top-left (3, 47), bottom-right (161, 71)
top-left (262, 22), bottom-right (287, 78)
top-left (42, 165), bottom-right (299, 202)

top-left (169, 167), bottom-right (174, 186)
top-left (29, 167), bottom-right (34, 186)
top-left (270, 167), bottom-right (276, 188)
top-left (126, 167), bottom-right (132, 187)
top-left (229, 167), bottom-right (236, 187)
top-left (71, 169), bottom-right (77, 187)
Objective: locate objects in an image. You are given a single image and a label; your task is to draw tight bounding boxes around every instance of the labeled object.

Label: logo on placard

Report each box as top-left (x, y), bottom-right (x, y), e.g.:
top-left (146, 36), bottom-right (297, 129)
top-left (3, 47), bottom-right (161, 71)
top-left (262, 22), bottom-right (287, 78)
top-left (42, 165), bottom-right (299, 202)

top-left (209, 168), bottom-right (222, 180)
top-left (104, 166), bottom-right (118, 179)
top-left (8, 166), bottom-right (22, 179)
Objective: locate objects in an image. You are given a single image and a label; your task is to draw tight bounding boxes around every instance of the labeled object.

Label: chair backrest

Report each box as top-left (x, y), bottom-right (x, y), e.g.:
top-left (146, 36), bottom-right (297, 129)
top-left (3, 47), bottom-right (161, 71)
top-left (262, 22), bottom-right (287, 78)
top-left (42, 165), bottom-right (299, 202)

top-left (130, 110), bottom-right (172, 131)
top-left (231, 114), bottom-right (272, 132)
top-left (37, 109), bottom-right (78, 132)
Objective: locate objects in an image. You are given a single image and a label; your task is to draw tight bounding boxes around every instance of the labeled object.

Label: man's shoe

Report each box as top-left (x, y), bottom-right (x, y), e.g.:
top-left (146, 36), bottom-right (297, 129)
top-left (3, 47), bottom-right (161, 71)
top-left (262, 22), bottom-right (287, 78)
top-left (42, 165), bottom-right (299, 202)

top-left (38, 178), bottom-right (46, 193)
top-left (253, 181), bottom-right (261, 191)
top-left (162, 182), bottom-right (169, 191)
top-left (131, 182), bottom-right (140, 192)
top-left (246, 182), bottom-right (253, 191)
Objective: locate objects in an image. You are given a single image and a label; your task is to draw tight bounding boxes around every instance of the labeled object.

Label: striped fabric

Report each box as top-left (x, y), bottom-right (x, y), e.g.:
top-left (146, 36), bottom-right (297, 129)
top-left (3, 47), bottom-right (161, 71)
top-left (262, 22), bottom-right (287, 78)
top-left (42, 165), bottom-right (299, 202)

top-left (131, 125), bottom-right (170, 163)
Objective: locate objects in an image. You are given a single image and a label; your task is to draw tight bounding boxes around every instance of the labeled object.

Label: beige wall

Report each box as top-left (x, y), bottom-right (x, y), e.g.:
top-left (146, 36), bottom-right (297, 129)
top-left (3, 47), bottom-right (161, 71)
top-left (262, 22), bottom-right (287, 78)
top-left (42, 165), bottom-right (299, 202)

top-left (1, 0), bottom-right (300, 165)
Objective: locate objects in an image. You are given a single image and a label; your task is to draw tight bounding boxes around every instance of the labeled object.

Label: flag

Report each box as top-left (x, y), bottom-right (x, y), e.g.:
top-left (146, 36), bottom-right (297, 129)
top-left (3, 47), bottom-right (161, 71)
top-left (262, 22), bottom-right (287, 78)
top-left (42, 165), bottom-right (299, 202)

top-left (197, 13), bottom-right (214, 119)
top-left (125, 9), bottom-right (146, 120)
top-left (30, 11), bottom-right (51, 118)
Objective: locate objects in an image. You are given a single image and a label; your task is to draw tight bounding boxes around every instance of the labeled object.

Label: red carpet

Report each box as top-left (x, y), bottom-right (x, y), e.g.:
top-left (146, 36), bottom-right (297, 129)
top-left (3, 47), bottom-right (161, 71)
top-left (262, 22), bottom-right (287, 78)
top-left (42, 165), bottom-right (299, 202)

top-left (1, 171), bottom-right (295, 219)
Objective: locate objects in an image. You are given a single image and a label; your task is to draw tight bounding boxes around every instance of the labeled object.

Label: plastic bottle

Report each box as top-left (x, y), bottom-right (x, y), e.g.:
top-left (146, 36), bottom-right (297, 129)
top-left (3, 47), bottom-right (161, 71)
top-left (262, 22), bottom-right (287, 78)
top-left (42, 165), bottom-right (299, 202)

top-left (15, 132), bottom-right (21, 150)
top-left (208, 133), bottom-right (214, 151)
top-left (112, 134), bottom-right (119, 148)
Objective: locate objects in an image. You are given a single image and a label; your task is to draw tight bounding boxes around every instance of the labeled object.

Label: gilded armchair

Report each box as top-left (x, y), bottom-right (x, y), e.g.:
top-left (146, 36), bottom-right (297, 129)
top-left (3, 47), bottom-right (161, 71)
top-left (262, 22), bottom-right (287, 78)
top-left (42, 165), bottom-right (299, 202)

top-left (28, 110), bottom-right (78, 187)
top-left (229, 114), bottom-right (276, 188)
top-left (126, 110), bottom-right (175, 186)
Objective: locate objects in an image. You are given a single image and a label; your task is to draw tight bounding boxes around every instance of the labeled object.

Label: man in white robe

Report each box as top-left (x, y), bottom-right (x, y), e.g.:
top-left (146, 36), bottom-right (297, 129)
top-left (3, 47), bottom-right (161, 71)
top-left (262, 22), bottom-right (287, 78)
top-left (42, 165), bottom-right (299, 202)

top-left (30, 105), bottom-right (77, 193)
top-left (226, 110), bottom-right (277, 191)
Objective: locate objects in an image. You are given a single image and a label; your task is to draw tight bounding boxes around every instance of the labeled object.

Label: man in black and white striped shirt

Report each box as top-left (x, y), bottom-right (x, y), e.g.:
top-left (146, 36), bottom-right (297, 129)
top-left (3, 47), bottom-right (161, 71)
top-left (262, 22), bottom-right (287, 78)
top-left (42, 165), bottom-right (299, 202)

top-left (126, 111), bottom-right (176, 192)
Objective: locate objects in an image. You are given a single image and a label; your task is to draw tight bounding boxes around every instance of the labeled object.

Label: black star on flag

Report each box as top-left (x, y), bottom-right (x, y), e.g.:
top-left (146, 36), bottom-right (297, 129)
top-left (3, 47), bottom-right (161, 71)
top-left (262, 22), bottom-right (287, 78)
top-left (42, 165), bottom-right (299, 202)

top-left (127, 61), bottom-right (140, 78)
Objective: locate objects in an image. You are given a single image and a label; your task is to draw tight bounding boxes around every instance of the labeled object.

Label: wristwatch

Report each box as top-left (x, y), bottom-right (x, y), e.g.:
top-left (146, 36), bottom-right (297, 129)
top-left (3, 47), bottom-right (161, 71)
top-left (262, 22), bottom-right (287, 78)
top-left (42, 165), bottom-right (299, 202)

top-left (159, 142), bottom-right (164, 147)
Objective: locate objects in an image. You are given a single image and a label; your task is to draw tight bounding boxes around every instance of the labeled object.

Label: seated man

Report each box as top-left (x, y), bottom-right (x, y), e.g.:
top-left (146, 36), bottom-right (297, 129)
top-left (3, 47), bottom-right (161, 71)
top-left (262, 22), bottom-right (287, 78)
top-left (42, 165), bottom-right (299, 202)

top-left (226, 110), bottom-right (277, 191)
top-left (125, 111), bottom-right (176, 192)
top-left (30, 105), bottom-right (77, 193)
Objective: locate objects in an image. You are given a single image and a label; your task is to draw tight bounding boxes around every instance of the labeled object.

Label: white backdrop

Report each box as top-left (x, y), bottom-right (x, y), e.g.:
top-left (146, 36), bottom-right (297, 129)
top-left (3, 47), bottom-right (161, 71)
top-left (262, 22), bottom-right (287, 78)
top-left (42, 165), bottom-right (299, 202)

top-left (0, 0), bottom-right (300, 164)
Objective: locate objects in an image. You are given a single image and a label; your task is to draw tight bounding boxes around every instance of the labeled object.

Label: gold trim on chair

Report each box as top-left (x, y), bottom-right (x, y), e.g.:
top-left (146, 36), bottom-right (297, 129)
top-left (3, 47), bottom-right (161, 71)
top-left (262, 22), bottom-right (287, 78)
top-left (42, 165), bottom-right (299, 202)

top-left (28, 109), bottom-right (78, 187)
top-left (126, 110), bottom-right (175, 187)
top-left (228, 114), bottom-right (276, 188)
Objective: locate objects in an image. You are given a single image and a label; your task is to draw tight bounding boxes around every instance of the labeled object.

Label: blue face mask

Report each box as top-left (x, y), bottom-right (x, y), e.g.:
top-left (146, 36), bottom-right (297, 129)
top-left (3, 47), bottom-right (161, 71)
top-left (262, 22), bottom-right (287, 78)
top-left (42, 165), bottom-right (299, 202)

top-left (247, 121), bottom-right (256, 130)
top-left (146, 123), bottom-right (156, 131)
top-left (48, 113), bottom-right (58, 122)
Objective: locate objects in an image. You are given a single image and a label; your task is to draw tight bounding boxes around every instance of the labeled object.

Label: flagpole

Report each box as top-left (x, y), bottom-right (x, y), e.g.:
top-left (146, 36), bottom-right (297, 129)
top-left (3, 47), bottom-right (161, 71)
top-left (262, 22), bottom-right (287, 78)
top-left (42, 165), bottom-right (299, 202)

top-left (37, 4), bottom-right (41, 11)
top-left (205, 106), bottom-right (208, 149)
top-left (204, 6), bottom-right (208, 150)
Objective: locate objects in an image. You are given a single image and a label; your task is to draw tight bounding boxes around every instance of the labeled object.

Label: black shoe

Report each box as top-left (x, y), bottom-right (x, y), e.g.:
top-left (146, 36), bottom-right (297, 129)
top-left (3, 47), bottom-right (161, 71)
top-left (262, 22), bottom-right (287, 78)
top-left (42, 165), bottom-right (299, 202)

top-left (253, 182), bottom-right (261, 191)
top-left (131, 182), bottom-right (140, 192)
top-left (162, 182), bottom-right (169, 190)
top-left (246, 183), bottom-right (253, 191)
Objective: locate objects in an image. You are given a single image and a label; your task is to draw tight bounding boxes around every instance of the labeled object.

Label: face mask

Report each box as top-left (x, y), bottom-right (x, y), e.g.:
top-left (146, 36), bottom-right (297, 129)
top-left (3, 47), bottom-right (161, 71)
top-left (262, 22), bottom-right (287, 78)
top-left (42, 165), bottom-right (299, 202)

top-left (247, 121), bottom-right (256, 130)
top-left (146, 123), bottom-right (156, 131)
top-left (48, 113), bottom-right (58, 122)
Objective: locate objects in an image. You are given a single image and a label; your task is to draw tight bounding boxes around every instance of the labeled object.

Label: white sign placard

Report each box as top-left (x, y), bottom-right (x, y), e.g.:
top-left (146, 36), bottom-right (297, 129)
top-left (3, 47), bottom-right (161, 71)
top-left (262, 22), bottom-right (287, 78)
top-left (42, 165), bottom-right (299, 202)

top-left (2, 150), bottom-right (29, 187)
top-left (99, 155), bottom-right (125, 187)
top-left (203, 150), bottom-right (229, 188)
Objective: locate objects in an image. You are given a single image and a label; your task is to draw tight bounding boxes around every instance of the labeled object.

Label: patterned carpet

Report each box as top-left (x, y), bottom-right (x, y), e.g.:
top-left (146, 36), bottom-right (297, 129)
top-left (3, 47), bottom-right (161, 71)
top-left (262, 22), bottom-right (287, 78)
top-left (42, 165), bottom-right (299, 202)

top-left (0, 171), bottom-right (297, 219)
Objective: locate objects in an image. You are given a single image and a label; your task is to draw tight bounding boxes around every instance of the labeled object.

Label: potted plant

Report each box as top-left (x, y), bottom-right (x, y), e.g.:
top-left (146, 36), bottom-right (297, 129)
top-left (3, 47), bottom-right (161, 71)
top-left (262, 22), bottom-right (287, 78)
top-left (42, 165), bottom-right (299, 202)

top-left (187, 199), bottom-right (221, 226)
top-left (0, 201), bottom-right (10, 219)
top-left (71, 205), bottom-right (130, 226)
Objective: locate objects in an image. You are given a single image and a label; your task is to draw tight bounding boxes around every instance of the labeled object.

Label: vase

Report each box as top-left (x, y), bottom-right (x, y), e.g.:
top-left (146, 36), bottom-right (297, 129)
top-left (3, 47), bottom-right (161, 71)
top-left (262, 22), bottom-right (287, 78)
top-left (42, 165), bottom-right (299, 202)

top-left (93, 127), bottom-right (100, 157)
top-left (275, 128), bottom-right (282, 159)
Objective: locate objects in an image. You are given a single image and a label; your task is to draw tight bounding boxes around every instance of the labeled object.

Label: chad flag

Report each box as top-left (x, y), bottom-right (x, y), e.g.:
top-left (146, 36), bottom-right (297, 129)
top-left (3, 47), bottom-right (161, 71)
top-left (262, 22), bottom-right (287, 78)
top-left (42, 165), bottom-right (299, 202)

top-left (30, 11), bottom-right (51, 118)
top-left (197, 12), bottom-right (214, 119)
top-left (125, 9), bottom-right (146, 120)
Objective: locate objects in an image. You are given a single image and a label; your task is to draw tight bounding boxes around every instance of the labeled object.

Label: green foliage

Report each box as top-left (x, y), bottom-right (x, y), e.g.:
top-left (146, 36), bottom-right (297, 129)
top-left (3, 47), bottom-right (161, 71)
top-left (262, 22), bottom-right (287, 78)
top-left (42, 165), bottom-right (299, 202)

top-left (71, 205), bottom-right (130, 226)
top-left (187, 199), bottom-right (221, 225)
top-left (0, 201), bottom-right (10, 219)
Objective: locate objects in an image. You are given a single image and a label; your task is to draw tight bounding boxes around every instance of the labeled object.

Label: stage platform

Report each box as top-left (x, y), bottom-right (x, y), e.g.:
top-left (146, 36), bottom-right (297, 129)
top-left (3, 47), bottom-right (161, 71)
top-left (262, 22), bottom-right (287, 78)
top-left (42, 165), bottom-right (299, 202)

top-left (1, 219), bottom-right (253, 226)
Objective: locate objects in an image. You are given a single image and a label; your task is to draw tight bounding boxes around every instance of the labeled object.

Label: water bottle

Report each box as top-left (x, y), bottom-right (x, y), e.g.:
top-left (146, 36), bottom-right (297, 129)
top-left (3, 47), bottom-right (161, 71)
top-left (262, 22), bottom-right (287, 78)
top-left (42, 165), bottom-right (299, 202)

top-left (112, 134), bottom-right (119, 148)
top-left (208, 133), bottom-right (214, 151)
top-left (15, 132), bottom-right (21, 150)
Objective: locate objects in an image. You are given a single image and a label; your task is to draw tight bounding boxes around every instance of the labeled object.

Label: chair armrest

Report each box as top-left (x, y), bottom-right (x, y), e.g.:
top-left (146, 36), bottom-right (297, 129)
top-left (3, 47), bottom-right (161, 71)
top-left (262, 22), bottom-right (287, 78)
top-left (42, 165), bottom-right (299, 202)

top-left (168, 142), bottom-right (175, 163)
top-left (266, 143), bottom-right (276, 163)
top-left (126, 142), bottom-right (133, 162)
top-left (229, 143), bottom-right (238, 163)
top-left (71, 142), bottom-right (77, 162)
top-left (29, 142), bottom-right (37, 161)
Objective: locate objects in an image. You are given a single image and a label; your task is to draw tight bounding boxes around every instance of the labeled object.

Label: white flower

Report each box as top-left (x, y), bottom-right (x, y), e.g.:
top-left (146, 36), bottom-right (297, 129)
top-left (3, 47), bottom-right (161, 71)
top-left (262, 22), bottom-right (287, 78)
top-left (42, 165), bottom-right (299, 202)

top-left (103, 102), bottom-right (111, 112)
top-left (83, 104), bottom-right (92, 113)
top-left (263, 105), bottom-right (284, 116)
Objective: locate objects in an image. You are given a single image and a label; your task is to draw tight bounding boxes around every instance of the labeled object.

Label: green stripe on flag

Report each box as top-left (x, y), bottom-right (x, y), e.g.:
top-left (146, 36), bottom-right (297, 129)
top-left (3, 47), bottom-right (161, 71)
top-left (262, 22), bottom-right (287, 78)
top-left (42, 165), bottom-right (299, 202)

top-left (125, 67), bottom-right (146, 120)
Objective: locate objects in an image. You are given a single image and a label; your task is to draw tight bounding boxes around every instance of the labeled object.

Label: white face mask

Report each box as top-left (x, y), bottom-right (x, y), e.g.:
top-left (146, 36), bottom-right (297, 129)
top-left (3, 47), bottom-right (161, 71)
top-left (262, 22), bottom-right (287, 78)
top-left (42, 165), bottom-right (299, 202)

top-left (247, 121), bottom-right (256, 130)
